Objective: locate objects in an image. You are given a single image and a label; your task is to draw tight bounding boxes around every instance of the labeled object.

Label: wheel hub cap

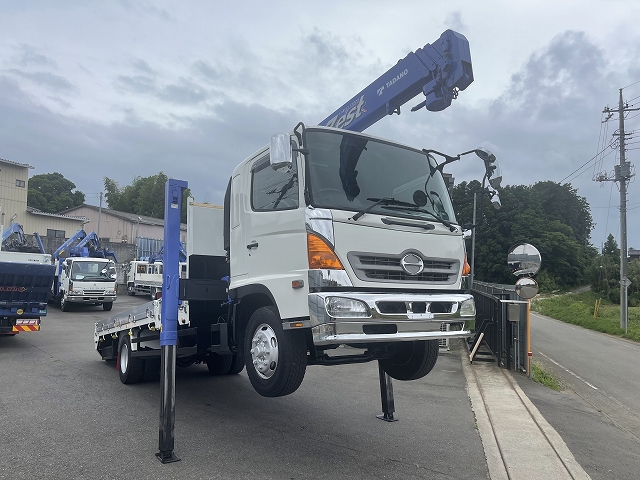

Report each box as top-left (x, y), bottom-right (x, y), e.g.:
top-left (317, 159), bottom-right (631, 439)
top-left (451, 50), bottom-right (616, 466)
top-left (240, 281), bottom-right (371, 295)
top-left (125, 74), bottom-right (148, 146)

top-left (250, 323), bottom-right (278, 379)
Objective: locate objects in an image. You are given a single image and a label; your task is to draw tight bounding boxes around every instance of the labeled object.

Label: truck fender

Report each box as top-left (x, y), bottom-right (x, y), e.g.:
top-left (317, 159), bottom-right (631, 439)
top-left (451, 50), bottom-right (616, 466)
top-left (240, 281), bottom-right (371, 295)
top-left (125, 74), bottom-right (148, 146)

top-left (231, 284), bottom-right (278, 346)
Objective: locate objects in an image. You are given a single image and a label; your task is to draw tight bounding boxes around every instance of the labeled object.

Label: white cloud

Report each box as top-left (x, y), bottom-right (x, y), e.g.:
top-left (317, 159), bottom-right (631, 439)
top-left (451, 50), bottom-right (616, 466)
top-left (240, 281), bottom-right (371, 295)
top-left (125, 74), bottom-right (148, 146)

top-left (1, 0), bottom-right (640, 249)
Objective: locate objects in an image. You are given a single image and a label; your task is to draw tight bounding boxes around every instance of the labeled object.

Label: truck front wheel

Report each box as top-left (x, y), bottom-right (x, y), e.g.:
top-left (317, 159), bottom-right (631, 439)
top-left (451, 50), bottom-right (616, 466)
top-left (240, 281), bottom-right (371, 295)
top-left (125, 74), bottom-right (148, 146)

top-left (103, 302), bottom-right (113, 311)
top-left (118, 334), bottom-right (145, 384)
top-left (60, 293), bottom-right (70, 312)
top-left (380, 340), bottom-right (439, 381)
top-left (244, 306), bottom-right (307, 397)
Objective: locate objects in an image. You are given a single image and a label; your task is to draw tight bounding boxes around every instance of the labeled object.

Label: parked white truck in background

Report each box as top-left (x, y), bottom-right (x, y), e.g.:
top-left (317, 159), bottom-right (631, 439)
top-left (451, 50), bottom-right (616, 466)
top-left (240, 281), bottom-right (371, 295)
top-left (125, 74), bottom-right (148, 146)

top-left (126, 260), bottom-right (187, 298)
top-left (53, 256), bottom-right (118, 311)
top-left (50, 229), bottom-right (119, 312)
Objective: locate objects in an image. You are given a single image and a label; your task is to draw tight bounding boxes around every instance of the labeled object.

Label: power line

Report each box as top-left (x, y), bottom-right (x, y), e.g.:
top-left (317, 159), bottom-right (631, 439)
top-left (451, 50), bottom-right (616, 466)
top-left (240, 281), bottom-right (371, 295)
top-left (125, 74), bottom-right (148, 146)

top-left (559, 139), bottom-right (617, 184)
top-left (622, 79), bottom-right (640, 89)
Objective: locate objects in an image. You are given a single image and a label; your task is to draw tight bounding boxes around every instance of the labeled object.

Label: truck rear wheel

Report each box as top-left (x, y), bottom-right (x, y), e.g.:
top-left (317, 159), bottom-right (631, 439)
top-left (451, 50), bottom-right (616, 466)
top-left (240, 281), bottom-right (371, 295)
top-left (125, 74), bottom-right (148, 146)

top-left (118, 334), bottom-right (145, 384)
top-left (227, 352), bottom-right (245, 375)
top-left (244, 306), bottom-right (307, 397)
top-left (103, 302), bottom-right (113, 311)
top-left (206, 353), bottom-right (233, 375)
top-left (380, 340), bottom-right (439, 381)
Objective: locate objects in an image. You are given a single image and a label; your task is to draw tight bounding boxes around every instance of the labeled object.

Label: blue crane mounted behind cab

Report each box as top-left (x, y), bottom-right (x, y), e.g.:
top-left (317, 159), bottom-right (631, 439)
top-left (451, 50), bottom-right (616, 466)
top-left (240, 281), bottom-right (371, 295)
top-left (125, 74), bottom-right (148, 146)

top-left (52, 229), bottom-right (118, 263)
top-left (148, 242), bottom-right (187, 264)
top-left (319, 29), bottom-right (473, 132)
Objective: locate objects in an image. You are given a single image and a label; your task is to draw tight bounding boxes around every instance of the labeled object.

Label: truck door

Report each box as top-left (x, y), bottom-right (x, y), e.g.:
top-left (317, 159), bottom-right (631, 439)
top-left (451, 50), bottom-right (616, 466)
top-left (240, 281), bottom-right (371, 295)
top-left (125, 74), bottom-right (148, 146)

top-left (230, 173), bottom-right (248, 280)
top-left (242, 152), bottom-right (306, 299)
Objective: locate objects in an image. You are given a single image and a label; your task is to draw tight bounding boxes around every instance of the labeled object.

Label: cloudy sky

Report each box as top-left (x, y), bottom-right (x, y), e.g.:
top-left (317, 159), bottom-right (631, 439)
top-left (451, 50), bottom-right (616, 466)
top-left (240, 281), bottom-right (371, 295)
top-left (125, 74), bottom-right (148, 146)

top-left (1, 0), bottom-right (639, 250)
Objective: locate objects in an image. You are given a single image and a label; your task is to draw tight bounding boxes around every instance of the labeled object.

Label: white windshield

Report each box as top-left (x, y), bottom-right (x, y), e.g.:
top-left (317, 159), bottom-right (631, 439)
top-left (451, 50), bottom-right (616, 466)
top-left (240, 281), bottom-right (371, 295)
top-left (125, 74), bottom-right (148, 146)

top-left (71, 261), bottom-right (115, 281)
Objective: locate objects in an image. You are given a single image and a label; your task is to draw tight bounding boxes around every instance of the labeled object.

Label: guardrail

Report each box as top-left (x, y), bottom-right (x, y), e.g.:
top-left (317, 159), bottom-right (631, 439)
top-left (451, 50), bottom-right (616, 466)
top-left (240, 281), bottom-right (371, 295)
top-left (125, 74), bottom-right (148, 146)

top-left (470, 281), bottom-right (529, 374)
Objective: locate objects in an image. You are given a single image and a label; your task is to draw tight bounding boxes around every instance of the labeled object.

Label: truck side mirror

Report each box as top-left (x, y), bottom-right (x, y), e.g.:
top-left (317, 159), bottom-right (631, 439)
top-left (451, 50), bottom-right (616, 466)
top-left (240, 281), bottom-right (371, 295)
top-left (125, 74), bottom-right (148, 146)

top-left (270, 133), bottom-right (293, 171)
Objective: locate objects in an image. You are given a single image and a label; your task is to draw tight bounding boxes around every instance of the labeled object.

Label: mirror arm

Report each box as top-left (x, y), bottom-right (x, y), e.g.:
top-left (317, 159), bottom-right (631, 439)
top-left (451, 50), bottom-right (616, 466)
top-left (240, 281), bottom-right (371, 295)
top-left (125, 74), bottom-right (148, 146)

top-left (422, 149), bottom-right (460, 172)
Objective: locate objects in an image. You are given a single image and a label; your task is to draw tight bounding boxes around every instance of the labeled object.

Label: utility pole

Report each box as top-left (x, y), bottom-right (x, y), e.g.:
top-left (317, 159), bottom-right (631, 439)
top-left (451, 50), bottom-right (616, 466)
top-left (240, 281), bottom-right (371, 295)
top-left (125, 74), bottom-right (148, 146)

top-left (97, 192), bottom-right (103, 239)
top-left (601, 89), bottom-right (638, 331)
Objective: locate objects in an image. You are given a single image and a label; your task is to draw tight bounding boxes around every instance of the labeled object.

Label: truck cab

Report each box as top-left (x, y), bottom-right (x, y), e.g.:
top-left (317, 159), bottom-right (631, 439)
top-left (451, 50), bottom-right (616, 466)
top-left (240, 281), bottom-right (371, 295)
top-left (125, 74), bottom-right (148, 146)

top-left (225, 125), bottom-right (476, 396)
top-left (54, 257), bottom-right (117, 311)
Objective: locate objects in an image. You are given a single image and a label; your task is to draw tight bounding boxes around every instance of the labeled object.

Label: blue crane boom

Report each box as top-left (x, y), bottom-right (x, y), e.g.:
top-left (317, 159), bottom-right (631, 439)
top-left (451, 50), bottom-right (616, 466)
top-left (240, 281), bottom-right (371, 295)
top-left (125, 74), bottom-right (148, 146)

top-left (52, 229), bottom-right (87, 260)
top-left (319, 29), bottom-right (473, 133)
top-left (2, 223), bottom-right (46, 254)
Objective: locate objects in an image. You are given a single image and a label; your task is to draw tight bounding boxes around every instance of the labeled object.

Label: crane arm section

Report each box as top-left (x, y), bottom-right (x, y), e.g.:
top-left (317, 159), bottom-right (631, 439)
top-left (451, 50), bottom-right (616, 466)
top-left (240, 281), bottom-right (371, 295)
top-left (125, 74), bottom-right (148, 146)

top-left (2, 223), bottom-right (26, 245)
top-left (52, 229), bottom-right (87, 260)
top-left (319, 29), bottom-right (473, 132)
top-left (71, 231), bottom-right (118, 262)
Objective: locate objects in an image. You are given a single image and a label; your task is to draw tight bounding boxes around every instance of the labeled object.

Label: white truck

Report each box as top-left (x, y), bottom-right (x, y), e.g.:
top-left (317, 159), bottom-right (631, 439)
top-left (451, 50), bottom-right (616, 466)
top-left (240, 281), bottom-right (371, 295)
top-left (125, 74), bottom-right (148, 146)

top-left (53, 256), bottom-right (118, 311)
top-left (50, 229), bottom-right (119, 312)
top-left (95, 30), bottom-right (501, 397)
top-left (95, 125), bottom-right (500, 397)
top-left (125, 260), bottom-right (187, 298)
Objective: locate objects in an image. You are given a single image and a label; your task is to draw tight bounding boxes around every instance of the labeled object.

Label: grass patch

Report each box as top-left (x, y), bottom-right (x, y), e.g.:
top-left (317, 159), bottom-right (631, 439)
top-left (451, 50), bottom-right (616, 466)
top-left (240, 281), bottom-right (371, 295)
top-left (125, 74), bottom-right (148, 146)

top-left (531, 361), bottom-right (562, 391)
top-left (531, 291), bottom-right (640, 342)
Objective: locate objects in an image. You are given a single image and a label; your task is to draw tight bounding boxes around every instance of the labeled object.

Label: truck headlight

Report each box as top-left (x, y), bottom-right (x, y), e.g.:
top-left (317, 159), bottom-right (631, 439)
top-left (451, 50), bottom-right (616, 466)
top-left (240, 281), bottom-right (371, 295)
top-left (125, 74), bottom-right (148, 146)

top-left (459, 298), bottom-right (476, 317)
top-left (72, 289), bottom-right (83, 295)
top-left (325, 297), bottom-right (371, 318)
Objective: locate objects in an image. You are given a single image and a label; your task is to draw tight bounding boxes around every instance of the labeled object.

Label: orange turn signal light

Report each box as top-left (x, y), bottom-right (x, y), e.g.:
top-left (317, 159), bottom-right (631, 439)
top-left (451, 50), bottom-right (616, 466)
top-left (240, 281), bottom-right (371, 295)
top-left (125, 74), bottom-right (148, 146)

top-left (462, 254), bottom-right (471, 276)
top-left (307, 233), bottom-right (344, 270)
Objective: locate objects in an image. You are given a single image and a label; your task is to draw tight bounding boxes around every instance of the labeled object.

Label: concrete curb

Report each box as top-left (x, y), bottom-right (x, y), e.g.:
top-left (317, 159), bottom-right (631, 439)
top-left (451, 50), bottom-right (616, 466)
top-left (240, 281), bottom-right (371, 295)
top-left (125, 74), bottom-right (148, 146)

top-left (461, 347), bottom-right (592, 479)
top-left (462, 353), bottom-right (510, 480)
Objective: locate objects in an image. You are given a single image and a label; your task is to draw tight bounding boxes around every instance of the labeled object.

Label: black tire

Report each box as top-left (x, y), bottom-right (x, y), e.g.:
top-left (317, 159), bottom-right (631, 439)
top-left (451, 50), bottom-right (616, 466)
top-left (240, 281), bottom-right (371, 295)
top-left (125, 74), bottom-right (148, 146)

top-left (127, 283), bottom-right (135, 296)
top-left (227, 352), bottom-right (245, 375)
top-left (60, 293), bottom-right (70, 312)
top-left (103, 302), bottom-right (113, 311)
top-left (380, 340), bottom-right (439, 381)
top-left (118, 334), bottom-right (145, 384)
top-left (206, 353), bottom-right (233, 375)
top-left (244, 306), bottom-right (307, 397)
top-left (142, 357), bottom-right (161, 382)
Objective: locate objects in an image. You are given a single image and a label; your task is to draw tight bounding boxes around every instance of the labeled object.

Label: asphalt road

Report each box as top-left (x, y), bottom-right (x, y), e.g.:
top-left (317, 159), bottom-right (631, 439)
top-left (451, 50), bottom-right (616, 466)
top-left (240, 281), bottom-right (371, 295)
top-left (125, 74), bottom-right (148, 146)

top-left (0, 296), bottom-right (489, 480)
top-left (520, 311), bottom-right (640, 480)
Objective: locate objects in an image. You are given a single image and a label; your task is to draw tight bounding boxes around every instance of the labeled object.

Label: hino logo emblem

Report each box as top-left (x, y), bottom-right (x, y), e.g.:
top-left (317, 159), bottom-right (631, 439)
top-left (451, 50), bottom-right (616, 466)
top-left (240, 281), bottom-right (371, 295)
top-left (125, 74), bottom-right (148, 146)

top-left (400, 253), bottom-right (424, 275)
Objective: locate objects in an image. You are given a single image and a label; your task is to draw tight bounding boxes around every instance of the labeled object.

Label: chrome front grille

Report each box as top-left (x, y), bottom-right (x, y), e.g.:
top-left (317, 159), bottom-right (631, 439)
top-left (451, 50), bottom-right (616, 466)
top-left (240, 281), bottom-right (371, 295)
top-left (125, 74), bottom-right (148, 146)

top-left (348, 251), bottom-right (459, 285)
top-left (83, 290), bottom-right (106, 295)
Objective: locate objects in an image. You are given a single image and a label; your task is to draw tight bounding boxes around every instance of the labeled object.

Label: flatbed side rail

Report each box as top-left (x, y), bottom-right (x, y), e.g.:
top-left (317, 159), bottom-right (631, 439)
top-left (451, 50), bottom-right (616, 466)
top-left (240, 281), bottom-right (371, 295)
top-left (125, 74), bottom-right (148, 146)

top-left (94, 301), bottom-right (157, 342)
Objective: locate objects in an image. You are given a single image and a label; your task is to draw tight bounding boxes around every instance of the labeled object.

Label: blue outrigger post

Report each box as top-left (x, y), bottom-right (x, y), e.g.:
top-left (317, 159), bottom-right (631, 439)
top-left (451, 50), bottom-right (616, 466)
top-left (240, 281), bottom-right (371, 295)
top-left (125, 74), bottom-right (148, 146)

top-left (156, 178), bottom-right (187, 464)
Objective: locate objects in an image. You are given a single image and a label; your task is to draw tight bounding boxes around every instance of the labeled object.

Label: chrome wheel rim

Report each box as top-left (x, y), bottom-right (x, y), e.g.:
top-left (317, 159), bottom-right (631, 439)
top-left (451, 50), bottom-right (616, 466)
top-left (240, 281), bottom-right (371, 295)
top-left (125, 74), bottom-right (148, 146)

top-left (250, 323), bottom-right (279, 379)
top-left (120, 342), bottom-right (129, 373)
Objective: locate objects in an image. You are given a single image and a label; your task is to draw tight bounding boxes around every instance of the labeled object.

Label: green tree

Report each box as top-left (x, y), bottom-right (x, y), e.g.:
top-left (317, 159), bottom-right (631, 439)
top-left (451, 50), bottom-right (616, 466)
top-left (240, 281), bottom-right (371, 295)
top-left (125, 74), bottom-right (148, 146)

top-left (27, 172), bottom-right (85, 213)
top-left (602, 233), bottom-right (620, 259)
top-left (451, 180), bottom-right (597, 292)
top-left (104, 173), bottom-right (191, 223)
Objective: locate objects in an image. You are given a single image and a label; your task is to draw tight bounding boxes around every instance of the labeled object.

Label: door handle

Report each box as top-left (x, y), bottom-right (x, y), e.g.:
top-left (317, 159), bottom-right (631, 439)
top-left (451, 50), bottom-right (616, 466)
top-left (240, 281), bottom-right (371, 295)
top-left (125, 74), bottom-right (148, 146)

top-left (246, 242), bottom-right (259, 250)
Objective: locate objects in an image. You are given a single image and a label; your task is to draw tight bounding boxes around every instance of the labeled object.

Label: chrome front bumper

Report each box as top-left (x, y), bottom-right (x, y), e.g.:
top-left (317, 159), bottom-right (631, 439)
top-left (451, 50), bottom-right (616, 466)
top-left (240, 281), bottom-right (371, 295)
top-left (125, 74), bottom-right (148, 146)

top-left (306, 292), bottom-right (475, 346)
top-left (68, 294), bottom-right (117, 303)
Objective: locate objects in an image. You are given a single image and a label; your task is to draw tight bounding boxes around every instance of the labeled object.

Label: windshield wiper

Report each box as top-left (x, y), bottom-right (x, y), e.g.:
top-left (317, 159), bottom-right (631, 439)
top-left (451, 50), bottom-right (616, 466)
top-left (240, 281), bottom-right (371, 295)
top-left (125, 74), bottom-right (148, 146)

top-left (381, 205), bottom-right (457, 231)
top-left (351, 197), bottom-right (416, 221)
